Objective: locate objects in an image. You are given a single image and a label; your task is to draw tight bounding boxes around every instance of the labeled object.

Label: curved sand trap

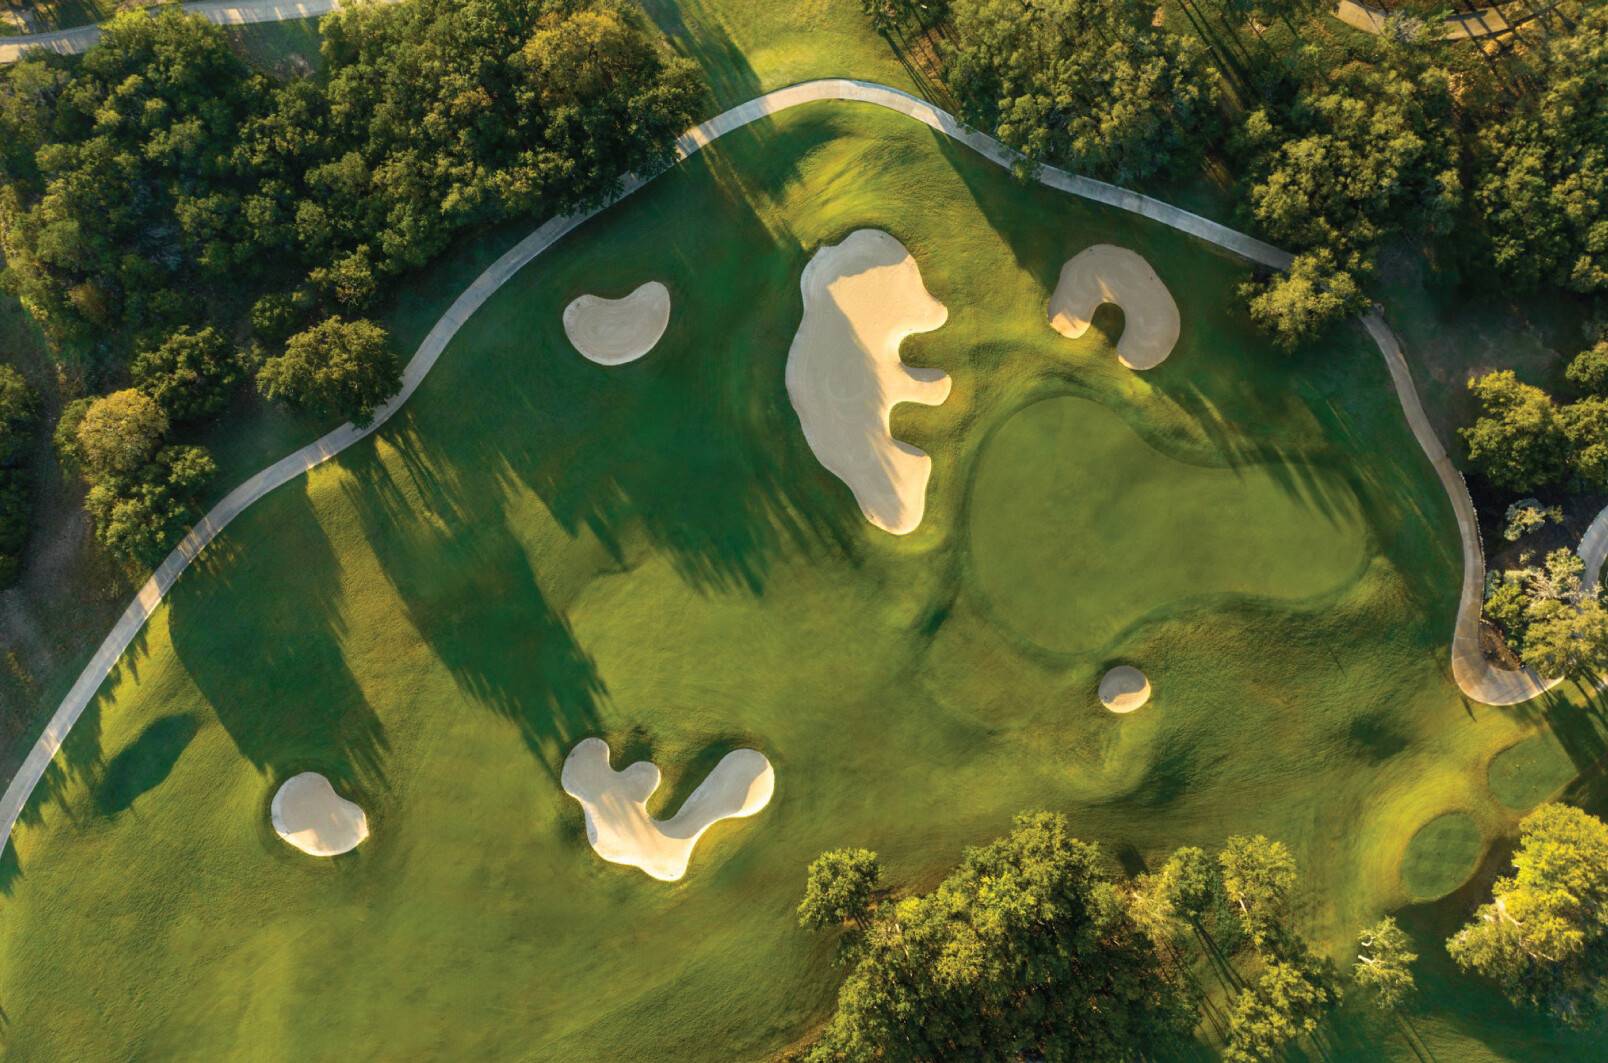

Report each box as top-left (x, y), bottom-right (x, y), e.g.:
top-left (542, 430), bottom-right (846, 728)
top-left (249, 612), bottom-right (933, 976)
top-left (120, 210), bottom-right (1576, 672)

top-left (271, 772), bottom-right (368, 856)
top-left (561, 737), bottom-right (774, 881)
top-left (1099, 666), bottom-right (1151, 712)
top-left (786, 229), bottom-right (950, 534)
top-left (1049, 245), bottom-right (1180, 370)
top-left (562, 281), bottom-right (670, 365)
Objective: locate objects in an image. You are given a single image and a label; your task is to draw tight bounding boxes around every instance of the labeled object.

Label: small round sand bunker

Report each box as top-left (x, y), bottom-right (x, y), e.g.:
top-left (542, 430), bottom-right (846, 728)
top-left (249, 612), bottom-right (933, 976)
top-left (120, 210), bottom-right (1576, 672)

top-left (271, 772), bottom-right (369, 856)
top-left (1099, 666), bottom-right (1151, 713)
top-left (1049, 245), bottom-right (1180, 370)
top-left (562, 281), bottom-right (671, 365)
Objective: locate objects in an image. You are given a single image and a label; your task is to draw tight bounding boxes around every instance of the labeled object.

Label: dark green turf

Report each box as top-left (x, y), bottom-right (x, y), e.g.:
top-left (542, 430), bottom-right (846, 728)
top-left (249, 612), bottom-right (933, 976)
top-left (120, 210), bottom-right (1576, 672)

top-left (1401, 812), bottom-right (1482, 901)
top-left (969, 395), bottom-right (1366, 654)
top-left (1489, 732), bottom-right (1579, 809)
top-left (0, 99), bottom-right (1602, 1063)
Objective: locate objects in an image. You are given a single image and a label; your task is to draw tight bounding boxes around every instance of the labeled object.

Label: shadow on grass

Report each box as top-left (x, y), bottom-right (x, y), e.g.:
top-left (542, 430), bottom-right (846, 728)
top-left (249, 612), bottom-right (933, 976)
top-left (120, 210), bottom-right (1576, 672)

top-left (167, 484), bottom-right (389, 799)
top-left (639, 0), bottom-right (761, 115)
top-left (91, 712), bottom-right (197, 816)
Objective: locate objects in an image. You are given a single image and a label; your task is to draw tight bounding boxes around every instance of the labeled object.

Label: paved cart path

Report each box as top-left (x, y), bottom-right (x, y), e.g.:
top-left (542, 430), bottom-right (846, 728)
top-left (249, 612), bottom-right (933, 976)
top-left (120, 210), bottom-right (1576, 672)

top-left (0, 79), bottom-right (1572, 855)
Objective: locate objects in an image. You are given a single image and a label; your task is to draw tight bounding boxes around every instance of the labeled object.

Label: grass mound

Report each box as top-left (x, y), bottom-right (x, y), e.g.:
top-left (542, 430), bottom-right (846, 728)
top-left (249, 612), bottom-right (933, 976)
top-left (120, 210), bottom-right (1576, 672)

top-left (1401, 812), bottom-right (1482, 901)
top-left (968, 395), bottom-right (1366, 654)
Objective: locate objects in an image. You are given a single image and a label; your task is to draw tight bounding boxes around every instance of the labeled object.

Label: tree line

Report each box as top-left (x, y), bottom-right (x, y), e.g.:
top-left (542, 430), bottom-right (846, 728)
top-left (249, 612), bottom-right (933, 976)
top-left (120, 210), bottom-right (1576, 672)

top-left (793, 803), bottom-right (1608, 1060)
top-left (0, 0), bottom-right (704, 577)
top-left (864, 0), bottom-right (1607, 348)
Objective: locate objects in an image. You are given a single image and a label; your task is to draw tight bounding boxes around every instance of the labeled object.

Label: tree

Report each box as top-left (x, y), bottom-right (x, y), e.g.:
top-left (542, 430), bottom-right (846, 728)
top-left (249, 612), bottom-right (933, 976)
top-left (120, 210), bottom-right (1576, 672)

top-left (1564, 397), bottom-right (1608, 492)
top-left (799, 849), bottom-right (881, 932)
top-left (804, 812), bottom-right (1197, 1063)
top-left (1519, 598), bottom-right (1608, 681)
top-left (1448, 803), bottom-right (1608, 1028)
top-left (1220, 835), bottom-right (1297, 951)
top-left (1224, 954), bottom-right (1341, 1062)
top-left (1460, 371), bottom-right (1568, 493)
top-left (1566, 341), bottom-right (1608, 398)
top-left (1240, 250), bottom-right (1365, 350)
top-left (83, 445), bottom-right (216, 566)
top-left (1156, 845), bottom-right (1216, 922)
top-left (0, 365), bottom-right (39, 586)
top-left (131, 326), bottom-right (241, 422)
top-left (1354, 917), bottom-right (1416, 1012)
top-left (74, 389), bottom-right (167, 481)
top-left (257, 316), bottom-right (402, 427)
top-left (941, 0), bottom-right (1213, 184)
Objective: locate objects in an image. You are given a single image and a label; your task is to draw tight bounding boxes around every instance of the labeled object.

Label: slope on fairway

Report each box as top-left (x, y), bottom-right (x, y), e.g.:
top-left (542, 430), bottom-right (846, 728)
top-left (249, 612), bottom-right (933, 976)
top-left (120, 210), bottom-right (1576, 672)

top-left (0, 103), bottom-right (1598, 1063)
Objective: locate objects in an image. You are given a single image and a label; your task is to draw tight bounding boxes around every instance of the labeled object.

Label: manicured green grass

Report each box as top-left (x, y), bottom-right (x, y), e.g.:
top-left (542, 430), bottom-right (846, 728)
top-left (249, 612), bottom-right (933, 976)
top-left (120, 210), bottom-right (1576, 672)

top-left (1489, 731), bottom-right (1579, 809)
top-left (1, 103), bottom-right (1602, 1063)
top-left (1400, 812), bottom-right (1482, 901)
top-left (969, 395), bottom-right (1367, 654)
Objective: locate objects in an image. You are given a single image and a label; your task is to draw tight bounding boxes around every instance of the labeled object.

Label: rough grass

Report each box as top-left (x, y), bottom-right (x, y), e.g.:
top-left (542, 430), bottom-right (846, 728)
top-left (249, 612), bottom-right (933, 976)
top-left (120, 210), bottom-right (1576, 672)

top-left (2, 101), bottom-right (1603, 1061)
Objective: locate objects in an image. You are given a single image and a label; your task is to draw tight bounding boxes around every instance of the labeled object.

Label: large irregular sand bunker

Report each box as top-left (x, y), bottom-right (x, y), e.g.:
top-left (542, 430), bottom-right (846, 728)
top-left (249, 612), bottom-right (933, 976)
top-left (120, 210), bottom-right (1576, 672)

top-left (786, 229), bottom-right (950, 534)
top-left (271, 772), bottom-right (369, 856)
top-left (1049, 245), bottom-right (1180, 370)
top-left (561, 737), bottom-right (775, 881)
top-left (562, 281), bottom-right (671, 365)
top-left (1098, 666), bottom-right (1151, 713)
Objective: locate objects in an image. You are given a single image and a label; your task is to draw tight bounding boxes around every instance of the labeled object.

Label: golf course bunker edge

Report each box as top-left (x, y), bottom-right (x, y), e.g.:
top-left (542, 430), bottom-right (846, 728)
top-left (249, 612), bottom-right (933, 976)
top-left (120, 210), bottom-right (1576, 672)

top-left (562, 737), bottom-right (775, 881)
top-left (271, 772), bottom-right (369, 857)
top-left (1049, 244), bottom-right (1180, 370)
top-left (786, 228), bottom-right (950, 534)
top-left (562, 280), bottom-right (671, 365)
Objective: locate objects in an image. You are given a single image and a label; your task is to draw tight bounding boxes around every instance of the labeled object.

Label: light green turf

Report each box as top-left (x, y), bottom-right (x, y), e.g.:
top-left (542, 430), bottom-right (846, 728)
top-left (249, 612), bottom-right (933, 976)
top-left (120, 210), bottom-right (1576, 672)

top-left (1489, 732), bottom-right (1579, 809)
top-left (969, 395), bottom-right (1366, 654)
top-left (1401, 812), bottom-right (1483, 901)
top-left (0, 101), bottom-right (1603, 1063)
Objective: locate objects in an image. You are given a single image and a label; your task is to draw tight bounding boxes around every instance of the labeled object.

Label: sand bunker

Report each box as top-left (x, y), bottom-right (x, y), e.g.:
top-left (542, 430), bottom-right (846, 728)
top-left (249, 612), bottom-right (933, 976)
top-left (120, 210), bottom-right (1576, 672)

top-left (271, 772), bottom-right (369, 856)
top-left (786, 229), bottom-right (950, 534)
top-left (1099, 666), bottom-right (1151, 713)
top-left (561, 737), bottom-right (774, 881)
top-left (1049, 245), bottom-right (1180, 370)
top-left (562, 281), bottom-right (671, 365)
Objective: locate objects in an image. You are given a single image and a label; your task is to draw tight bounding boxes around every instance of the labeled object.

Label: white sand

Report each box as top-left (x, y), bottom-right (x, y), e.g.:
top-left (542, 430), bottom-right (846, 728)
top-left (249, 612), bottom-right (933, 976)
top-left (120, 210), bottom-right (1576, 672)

top-left (561, 737), bottom-right (774, 881)
top-left (1049, 245), bottom-right (1180, 370)
top-left (786, 229), bottom-right (951, 534)
top-left (1099, 666), bottom-right (1151, 713)
top-left (271, 772), bottom-right (369, 856)
top-left (562, 281), bottom-right (671, 365)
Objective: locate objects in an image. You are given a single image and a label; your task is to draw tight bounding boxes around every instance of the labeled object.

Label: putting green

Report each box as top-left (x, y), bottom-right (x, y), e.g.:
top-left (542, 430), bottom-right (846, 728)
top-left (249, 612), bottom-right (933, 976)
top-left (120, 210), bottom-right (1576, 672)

top-left (968, 396), bottom-right (1367, 654)
top-left (0, 100), bottom-right (1588, 1062)
top-left (1401, 812), bottom-right (1483, 900)
top-left (1488, 733), bottom-right (1576, 809)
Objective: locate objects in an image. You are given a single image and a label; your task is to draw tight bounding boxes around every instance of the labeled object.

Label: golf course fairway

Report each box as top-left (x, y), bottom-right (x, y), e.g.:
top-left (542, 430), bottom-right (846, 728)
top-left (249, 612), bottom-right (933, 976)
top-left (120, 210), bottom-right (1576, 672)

top-left (0, 101), bottom-right (1599, 1062)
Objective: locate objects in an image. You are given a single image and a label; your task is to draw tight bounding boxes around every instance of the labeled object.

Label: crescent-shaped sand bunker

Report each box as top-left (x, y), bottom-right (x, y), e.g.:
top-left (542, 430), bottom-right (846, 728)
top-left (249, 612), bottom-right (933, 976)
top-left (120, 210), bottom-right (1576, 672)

top-left (271, 772), bottom-right (369, 856)
top-left (786, 229), bottom-right (950, 534)
top-left (562, 281), bottom-right (671, 365)
top-left (561, 737), bottom-right (775, 881)
top-left (1049, 244), bottom-right (1180, 370)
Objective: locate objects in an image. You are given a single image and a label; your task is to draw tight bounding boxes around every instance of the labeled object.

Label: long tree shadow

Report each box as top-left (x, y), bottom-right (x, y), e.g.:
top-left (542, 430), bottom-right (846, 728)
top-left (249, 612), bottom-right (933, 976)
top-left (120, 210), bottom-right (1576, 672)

top-left (91, 712), bottom-right (198, 816)
top-left (166, 485), bottom-right (389, 799)
top-left (639, 0), bottom-right (762, 114)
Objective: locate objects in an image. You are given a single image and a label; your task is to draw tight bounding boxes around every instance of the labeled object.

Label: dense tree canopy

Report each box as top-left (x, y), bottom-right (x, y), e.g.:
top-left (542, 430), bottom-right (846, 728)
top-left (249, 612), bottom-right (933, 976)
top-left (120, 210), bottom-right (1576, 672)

top-left (258, 316), bottom-right (401, 427)
top-left (1449, 803), bottom-right (1608, 1028)
top-left (942, 0), bottom-right (1211, 183)
top-left (131, 326), bottom-right (242, 422)
top-left (802, 812), bottom-right (1197, 1063)
top-left (0, 365), bottom-right (38, 585)
top-left (1461, 371), bottom-right (1568, 493)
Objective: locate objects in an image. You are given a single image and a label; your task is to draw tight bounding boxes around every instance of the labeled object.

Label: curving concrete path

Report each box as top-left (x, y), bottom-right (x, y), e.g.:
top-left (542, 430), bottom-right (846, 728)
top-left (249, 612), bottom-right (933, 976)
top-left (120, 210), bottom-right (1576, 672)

top-left (0, 79), bottom-right (1561, 856)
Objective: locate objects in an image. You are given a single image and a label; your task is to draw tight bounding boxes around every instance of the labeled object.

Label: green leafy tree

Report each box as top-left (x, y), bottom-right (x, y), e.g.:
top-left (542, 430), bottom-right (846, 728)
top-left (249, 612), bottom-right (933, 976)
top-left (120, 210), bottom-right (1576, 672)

top-left (257, 316), bottom-right (401, 427)
top-left (74, 389), bottom-right (168, 481)
top-left (1566, 341), bottom-right (1608, 398)
top-left (1354, 917), bottom-right (1416, 1012)
top-left (1448, 803), bottom-right (1608, 1028)
top-left (1240, 250), bottom-right (1365, 350)
top-left (1503, 499), bottom-right (1563, 542)
top-left (250, 293), bottom-right (302, 343)
top-left (1156, 845), bottom-right (1216, 922)
top-left (1520, 598), bottom-right (1608, 680)
top-left (1220, 835), bottom-right (1298, 951)
top-left (131, 326), bottom-right (242, 422)
top-left (799, 849), bottom-right (882, 932)
top-left (0, 365), bottom-right (39, 586)
top-left (941, 0), bottom-right (1212, 184)
top-left (1460, 370), bottom-right (1568, 493)
top-left (1224, 954), bottom-right (1341, 1062)
top-left (804, 812), bottom-right (1197, 1062)
top-left (83, 444), bottom-right (216, 566)
top-left (1564, 397), bottom-right (1608, 492)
